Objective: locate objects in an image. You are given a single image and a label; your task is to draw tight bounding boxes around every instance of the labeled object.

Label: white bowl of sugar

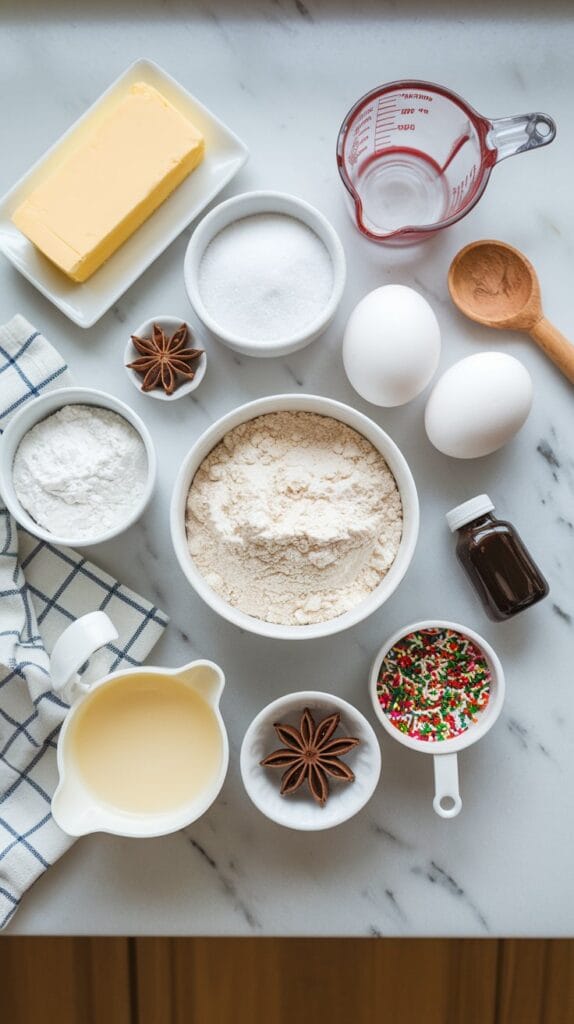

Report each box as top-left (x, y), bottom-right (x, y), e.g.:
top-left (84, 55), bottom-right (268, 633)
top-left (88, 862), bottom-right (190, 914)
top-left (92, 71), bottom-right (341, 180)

top-left (183, 191), bottom-right (347, 357)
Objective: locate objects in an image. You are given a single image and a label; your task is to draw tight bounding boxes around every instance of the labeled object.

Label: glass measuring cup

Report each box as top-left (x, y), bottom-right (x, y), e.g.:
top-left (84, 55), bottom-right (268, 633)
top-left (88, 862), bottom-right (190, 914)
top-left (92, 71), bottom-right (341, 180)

top-left (369, 620), bottom-right (505, 818)
top-left (337, 80), bottom-right (556, 245)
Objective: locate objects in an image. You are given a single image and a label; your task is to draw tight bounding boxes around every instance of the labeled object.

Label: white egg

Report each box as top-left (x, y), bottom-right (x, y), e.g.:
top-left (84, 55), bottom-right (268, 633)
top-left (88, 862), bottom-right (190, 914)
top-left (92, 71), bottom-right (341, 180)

top-left (342, 285), bottom-right (441, 407)
top-left (424, 352), bottom-right (533, 459)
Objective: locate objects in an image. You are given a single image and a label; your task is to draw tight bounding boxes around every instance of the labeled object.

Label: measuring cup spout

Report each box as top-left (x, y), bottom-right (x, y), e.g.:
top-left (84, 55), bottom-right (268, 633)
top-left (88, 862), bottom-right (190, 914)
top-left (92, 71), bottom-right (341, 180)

top-left (52, 782), bottom-right (102, 837)
top-left (487, 112), bottom-right (556, 163)
top-left (176, 660), bottom-right (225, 708)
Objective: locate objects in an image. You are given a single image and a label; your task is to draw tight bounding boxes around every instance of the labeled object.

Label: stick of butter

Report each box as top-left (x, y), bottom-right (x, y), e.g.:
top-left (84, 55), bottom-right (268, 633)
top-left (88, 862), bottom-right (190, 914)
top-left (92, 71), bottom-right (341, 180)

top-left (12, 82), bottom-right (205, 283)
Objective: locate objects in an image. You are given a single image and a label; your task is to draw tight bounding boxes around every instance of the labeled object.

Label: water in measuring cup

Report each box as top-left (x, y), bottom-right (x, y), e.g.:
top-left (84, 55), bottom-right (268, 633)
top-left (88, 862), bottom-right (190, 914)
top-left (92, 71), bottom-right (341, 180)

top-left (357, 148), bottom-right (450, 235)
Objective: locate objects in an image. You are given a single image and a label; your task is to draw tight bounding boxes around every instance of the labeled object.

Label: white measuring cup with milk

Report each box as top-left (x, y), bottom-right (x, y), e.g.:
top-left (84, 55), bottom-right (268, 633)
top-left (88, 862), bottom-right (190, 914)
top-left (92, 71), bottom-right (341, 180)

top-left (369, 619), bottom-right (505, 818)
top-left (49, 611), bottom-right (229, 838)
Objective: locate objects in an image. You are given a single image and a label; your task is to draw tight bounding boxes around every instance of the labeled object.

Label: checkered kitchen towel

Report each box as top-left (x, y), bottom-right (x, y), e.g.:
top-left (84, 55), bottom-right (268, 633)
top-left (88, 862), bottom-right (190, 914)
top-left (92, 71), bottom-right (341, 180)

top-left (0, 315), bottom-right (168, 929)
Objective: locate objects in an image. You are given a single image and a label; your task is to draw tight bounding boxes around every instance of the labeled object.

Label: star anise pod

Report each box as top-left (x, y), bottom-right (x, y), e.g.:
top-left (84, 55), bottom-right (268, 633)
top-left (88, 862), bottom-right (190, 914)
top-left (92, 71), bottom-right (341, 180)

top-left (261, 707), bottom-right (360, 807)
top-left (127, 322), bottom-right (204, 395)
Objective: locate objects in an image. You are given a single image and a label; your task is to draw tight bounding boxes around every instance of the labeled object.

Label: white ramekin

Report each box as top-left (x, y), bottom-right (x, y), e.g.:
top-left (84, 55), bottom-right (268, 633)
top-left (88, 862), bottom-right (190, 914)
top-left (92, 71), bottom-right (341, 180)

top-left (170, 393), bottom-right (419, 640)
top-left (125, 314), bottom-right (207, 402)
top-left (183, 190), bottom-right (347, 357)
top-left (0, 387), bottom-right (156, 548)
top-left (240, 690), bottom-right (382, 831)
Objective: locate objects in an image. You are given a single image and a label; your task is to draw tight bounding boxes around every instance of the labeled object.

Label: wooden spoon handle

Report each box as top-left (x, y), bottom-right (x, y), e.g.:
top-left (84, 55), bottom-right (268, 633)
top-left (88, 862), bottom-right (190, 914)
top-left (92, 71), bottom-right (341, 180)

top-left (529, 317), bottom-right (574, 384)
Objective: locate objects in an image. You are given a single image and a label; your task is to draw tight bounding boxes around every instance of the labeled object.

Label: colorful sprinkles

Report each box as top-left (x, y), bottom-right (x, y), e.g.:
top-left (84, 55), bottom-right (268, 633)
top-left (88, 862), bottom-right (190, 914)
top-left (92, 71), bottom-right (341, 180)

top-left (376, 627), bottom-right (491, 743)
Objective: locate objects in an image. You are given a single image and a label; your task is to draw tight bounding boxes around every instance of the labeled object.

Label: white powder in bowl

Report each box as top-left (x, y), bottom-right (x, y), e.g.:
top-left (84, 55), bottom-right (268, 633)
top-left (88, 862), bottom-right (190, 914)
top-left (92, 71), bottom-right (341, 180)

top-left (198, 213), bottom-right (334, 343)
top-left (185, 411), bottom-right (403, 626)
top-left (13, 404), bottom-right (148, 540)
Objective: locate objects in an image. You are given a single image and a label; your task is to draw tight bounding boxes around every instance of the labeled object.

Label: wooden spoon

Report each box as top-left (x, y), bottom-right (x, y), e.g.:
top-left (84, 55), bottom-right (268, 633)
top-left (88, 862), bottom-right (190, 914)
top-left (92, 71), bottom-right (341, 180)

top-left (448, 239), bottom-right (574, 384)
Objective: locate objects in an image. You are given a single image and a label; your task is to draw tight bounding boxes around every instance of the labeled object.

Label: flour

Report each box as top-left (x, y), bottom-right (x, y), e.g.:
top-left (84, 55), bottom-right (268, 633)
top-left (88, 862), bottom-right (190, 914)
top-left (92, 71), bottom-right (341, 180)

top-left (185, 411), bottom-right (403, 626)
top-left (13, 404), bottom-right (148, 540)
top-left (198, 214), bottom-right (333, 343)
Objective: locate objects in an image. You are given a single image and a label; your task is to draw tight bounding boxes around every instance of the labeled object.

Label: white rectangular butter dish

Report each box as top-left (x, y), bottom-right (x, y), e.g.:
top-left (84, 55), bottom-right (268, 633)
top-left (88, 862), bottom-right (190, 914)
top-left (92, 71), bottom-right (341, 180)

top-left (0, 58), bottom-right (249, 328)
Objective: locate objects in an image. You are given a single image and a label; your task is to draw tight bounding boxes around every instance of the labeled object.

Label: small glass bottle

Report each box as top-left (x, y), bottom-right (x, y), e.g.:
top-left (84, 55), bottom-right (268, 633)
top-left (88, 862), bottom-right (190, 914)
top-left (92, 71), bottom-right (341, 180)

top-left (446, 495), bottom-right (549, 622)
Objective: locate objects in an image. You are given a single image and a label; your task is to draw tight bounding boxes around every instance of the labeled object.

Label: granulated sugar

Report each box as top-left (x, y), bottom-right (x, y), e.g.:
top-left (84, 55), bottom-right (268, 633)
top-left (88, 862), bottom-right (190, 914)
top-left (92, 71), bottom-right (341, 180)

top-left (185, 411), bottom-right (403, 626)
top-left (198, 214), bottom-right (333, 343)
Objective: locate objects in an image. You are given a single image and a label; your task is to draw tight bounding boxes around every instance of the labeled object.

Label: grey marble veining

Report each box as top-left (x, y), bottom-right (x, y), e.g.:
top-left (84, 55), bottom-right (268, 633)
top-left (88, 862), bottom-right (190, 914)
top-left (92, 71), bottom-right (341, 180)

top-left (1, 0), bottom-right (573, 936)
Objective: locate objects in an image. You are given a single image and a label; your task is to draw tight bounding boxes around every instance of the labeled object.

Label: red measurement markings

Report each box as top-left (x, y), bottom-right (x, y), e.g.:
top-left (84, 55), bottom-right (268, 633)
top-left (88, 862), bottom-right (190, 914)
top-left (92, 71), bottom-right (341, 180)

top-left (400, 92), bottom-right (433, 102)
top-left (371, 97), bottom-right (399, 147)
top-left (447, 165), bottom-right (477, 215)
top-left (375, 108), bottom-right (396, 126)
top-left (353, 117), bottom-right (372, 133)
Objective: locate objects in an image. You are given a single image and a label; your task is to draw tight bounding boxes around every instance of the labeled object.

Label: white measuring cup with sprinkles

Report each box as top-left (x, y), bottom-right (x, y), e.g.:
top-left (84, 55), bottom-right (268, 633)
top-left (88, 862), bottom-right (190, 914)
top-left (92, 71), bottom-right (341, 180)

top-left (369, 620), bottom-right (504, 818)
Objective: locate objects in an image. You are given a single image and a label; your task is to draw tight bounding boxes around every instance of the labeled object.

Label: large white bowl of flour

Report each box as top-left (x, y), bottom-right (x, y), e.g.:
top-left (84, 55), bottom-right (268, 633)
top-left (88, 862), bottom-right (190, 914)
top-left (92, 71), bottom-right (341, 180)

top-left (171, 394), bottom-right (419, 640)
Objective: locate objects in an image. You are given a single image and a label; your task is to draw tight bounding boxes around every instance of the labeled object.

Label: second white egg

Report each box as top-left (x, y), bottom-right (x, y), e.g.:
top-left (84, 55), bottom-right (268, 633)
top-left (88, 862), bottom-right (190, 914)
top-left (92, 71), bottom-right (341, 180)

top-left (342, 285), bottom-right (441, 407)
top-left (424, 351), bottom-right (533, 458)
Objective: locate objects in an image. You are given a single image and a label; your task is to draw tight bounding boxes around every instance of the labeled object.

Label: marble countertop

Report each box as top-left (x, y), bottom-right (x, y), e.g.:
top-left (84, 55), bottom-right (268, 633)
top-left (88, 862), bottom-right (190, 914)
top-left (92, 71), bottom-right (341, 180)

top-left (2, 1), bottom-right (574, 937)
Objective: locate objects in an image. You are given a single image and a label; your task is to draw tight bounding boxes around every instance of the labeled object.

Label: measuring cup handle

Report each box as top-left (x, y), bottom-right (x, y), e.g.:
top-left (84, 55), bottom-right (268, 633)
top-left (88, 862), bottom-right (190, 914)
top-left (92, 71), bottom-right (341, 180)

top-left (50, 611), bottom-right (118, 696)
top-left (432, 752), bottom-right (462, 819)
top-left (488, 112), bottom-right (556, 163)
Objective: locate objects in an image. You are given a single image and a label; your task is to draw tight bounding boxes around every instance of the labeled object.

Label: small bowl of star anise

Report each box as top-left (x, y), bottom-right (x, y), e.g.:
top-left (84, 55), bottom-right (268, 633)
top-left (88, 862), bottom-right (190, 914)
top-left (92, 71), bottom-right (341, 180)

top-left (124, 315), bottom-right (206, 401)
top-left (240, 691), bottom-right (381, 831)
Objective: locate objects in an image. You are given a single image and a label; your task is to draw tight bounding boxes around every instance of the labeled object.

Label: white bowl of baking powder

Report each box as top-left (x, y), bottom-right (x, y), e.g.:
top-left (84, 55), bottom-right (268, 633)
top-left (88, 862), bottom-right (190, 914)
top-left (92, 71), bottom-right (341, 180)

top-left (0, 387), bottom-right (156, 548)
top-left (170, 394), bottom-right (419, 641)
top-left (183, 191), bottom-right (346, 357)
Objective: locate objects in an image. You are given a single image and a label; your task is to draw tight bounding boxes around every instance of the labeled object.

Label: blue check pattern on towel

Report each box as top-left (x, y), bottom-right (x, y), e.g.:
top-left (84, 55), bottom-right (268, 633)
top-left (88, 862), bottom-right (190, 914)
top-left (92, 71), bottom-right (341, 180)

top-left (0, 316), bottom-right (168, 929)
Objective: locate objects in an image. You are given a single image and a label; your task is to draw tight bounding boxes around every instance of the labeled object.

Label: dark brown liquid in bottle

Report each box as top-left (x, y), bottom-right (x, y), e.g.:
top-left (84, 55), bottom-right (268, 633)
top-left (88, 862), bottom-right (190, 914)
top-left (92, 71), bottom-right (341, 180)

top-left (455, 513), bottom-right (549, 622)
